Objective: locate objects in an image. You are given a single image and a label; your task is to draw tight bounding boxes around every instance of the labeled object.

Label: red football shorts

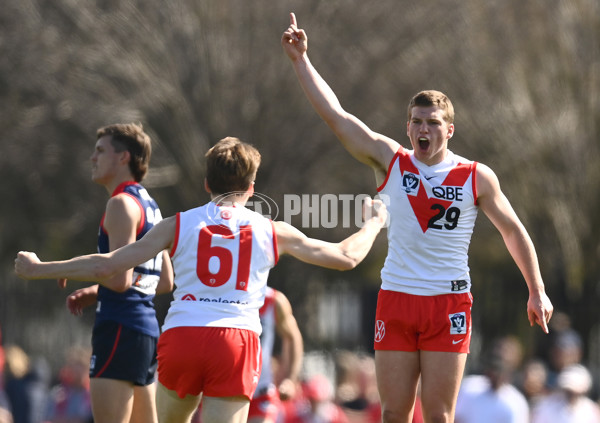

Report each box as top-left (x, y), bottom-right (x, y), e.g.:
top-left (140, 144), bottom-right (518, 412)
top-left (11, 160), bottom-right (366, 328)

top-left (374, 289), bottom-right (473, 353)
top-left (157, 326), bottom-right (261, 399)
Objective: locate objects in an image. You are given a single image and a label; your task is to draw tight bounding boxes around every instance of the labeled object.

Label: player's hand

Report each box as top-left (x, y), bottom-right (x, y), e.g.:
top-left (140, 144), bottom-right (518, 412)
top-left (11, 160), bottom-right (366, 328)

top-left (282, 12), bottom-right (307, 60)
top-left (278, 378), bottom-right (297, 401)
top-left (14, 251), bottom-right (41, 279)
top-left (527, 291), bottom-right (553, 334)
top-left (363, 197), bottom-right (388, 228)
top-left (67, 286), bottom-right (99, 316)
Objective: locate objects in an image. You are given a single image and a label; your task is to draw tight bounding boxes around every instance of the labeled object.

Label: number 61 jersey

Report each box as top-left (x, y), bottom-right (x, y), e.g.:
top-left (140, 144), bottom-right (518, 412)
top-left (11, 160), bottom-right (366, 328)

top-left (377, 147), bottom-right (479, 296)
top-left (163, 202), bottom-right (278, 335)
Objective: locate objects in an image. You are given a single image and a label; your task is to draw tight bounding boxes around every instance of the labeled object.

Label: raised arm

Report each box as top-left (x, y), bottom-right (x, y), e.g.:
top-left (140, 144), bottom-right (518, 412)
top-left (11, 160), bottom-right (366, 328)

top-left (15, 217), bottom-right (176, 286)
top-left (282, 13), bottom-right (398, 182)
top-left (274, 197), bottom-right (387, 270)
top-left (476, 164), bottom-right (553, 333)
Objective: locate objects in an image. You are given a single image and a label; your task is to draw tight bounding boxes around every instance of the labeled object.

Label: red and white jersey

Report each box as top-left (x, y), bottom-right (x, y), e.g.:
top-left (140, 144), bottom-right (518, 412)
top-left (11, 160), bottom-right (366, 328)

top-left (377, 147), bottom-right (479, 296)
top-left (163, 202), bottom-right (278, 335)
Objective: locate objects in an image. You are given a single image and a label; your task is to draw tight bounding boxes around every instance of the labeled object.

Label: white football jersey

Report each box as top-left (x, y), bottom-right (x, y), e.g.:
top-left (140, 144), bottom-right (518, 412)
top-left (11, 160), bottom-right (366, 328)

top-left (163, 202), bottom-right (278, 334)
top-left (377, 147), bottom-right (479, 296)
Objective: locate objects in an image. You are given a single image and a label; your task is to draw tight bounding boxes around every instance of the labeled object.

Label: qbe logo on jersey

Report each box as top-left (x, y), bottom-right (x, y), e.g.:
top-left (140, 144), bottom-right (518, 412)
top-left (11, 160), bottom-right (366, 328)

top-left (449, 312), bottom-right (467, 335)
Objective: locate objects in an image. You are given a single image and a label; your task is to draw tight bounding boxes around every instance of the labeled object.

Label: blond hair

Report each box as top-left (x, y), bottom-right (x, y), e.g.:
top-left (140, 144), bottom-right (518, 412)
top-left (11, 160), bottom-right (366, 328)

top-left (205, 137), bottom-right (261, 195)
top-left (407, 90), bottom-right (455, 124)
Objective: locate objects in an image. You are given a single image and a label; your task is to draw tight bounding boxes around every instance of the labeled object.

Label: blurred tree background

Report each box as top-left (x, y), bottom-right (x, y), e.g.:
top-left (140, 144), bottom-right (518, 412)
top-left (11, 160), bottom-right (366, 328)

top-left (0, 0), bottom-right (598, 378)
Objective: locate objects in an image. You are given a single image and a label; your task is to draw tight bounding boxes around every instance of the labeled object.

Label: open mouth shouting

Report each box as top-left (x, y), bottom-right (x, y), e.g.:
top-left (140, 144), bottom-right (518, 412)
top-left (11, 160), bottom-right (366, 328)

top-left (418, 137), bottom-right (430, 152)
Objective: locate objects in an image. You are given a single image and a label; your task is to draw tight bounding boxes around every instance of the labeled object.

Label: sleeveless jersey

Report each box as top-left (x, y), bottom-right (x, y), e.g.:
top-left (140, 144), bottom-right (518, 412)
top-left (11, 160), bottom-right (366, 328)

top-left (256, 287), bottom-right (277, 392)
top-left (163, 202), bottom-right (278, 335)
top-left (377, 147), bottom-right (479, 296)
top-left (96, 181), bottom-right (164, 337)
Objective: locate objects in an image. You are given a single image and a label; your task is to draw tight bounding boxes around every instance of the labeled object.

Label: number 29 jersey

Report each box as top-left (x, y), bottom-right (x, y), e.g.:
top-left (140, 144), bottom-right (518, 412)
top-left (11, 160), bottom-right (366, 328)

top-left (163, 202), bottom-right (279, 335)
top-left (377, 147), bottom-right (479, 296)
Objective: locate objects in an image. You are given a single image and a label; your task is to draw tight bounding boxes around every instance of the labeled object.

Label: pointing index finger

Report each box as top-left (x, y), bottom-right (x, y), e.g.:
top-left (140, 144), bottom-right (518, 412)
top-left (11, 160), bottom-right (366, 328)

top-left (290, 12), bottom-right (297, 27)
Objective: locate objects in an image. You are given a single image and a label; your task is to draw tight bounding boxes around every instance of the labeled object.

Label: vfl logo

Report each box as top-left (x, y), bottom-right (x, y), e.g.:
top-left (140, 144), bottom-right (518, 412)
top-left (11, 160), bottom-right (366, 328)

top-left (374, 320), bottom-right (386, 342)
top-left (402, 173), bottom-right (420, 194)
top-left (449, 312), bottom-right (467, 335)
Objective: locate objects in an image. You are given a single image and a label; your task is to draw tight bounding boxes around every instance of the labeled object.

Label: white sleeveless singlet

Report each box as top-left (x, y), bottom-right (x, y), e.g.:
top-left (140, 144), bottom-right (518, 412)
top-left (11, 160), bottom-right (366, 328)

top-left (377, 147), bottom-right (479, 296)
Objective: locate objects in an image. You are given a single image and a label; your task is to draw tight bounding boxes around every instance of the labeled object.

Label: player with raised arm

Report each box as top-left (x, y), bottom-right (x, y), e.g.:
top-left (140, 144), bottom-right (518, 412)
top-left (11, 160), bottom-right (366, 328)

top-left (282, 13), bottom-right (553, 423)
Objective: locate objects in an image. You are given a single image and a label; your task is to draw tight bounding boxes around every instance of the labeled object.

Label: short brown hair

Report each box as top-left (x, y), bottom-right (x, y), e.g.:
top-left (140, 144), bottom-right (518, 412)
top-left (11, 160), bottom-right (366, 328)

top-left (96, 123), bottom-right (152, 182)
top-left (407, 90), bottom-right (455, 124)
top-left (205, 137), bottom-right (261, 195)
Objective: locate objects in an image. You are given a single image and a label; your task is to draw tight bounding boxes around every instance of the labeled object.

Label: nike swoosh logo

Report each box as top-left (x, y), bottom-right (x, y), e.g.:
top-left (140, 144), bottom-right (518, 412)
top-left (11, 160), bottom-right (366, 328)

top-left (424, 175), bottom-right (436, 180)
top-left (452, 339), bottom-right (464, 344)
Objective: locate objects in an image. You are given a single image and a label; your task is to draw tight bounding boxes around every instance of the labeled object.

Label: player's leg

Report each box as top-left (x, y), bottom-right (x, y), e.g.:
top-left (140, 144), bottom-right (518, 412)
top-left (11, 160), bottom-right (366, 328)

top-left (416, 292), bottom-right (472, 422)
top-left (89, 322), bottom-right (147, 423)
top-left (202, 396), bottom-right (251, 423)
top-left (90, 378), bottom-right (134, 423)
top-left (130, 382), bottom-right (158, 423)
top-left (375, 350), bottom-right (421, 423)
top-left (156, 381), bottom-right (202, 423)
top-left (419, 351), bottom-right (467, 423)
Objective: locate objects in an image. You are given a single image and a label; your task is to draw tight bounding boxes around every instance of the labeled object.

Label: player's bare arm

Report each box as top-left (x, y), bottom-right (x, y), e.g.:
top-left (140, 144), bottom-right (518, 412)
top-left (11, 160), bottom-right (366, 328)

top-left (274, 197), bottom-right (386, 270)
top-left (282, 12), bottom-right (398, 182)
top-left (274, 291), bottom-right (303, 399)
top-left (99, 193), bottom-right (141, 292)
top-left (64, 252), bottom-right (172, 313)
top-left (15, 217), bottom-right (176, 286)
top-left (156, 250), bottom-right (174, 295)
top-left (476, 163), bottom-right (553, 333)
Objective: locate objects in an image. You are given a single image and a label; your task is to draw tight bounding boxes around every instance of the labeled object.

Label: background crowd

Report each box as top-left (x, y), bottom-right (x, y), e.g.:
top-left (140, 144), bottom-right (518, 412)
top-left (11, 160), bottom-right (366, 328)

top-left (2, 312), bottom-right (600, 423)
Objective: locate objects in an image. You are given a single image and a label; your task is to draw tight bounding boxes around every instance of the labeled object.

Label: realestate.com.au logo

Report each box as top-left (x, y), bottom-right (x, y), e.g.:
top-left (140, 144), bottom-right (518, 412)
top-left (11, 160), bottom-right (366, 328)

top-left (209, 192), bottom-right (390, 229)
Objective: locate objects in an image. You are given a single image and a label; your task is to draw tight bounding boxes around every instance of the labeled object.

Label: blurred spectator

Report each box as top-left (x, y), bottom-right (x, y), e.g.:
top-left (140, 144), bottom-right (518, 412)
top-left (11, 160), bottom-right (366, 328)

top-left (44, 346), bottom-right (92, 423)
top-left (0, 327), bottom-right (14, 423)
top-left (531, 364), bottom-right (600, 423)
top-left (455, 338), bottom-right (529, 423)
top-left (534, 311), bottom-right (583, 390)
top-left (493, 336), bottom-right (524, 377)
top-left (515, 359), bottom-right (549, 409)
top-left (4, 345), bottom-right (50, 423)
top-left (547, 329), bottom-right (583, 390)
top-left (287, 374), bottom-right (349, 423)
top-left (335, 352), bottom-right (378, 423)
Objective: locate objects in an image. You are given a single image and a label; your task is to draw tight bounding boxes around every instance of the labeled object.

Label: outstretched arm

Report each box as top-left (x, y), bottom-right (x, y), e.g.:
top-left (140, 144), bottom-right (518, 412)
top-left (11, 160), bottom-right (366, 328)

top-left (16, 217), bottom-right (176, 286)
top-left (274, 197), bottom-right (387, 270)
top-left (476, 164), bottom-right (553, 333)
top-left (282, 13), bottom-right (398, 183)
